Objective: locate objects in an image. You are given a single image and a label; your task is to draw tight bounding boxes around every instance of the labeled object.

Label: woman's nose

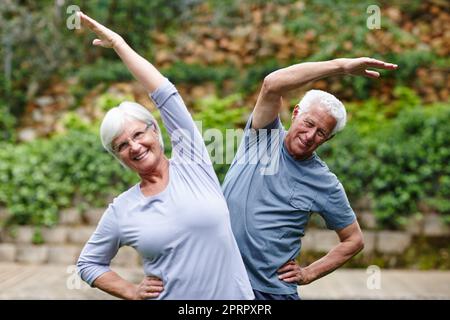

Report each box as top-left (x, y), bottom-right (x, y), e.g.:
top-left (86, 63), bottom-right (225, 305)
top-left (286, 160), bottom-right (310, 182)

top-left (129, 139), bottom-right (141, 151)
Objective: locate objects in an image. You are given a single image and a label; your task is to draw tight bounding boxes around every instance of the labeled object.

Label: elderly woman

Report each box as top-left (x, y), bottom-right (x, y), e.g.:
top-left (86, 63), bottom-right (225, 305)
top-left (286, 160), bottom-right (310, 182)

top-left (76, 12), bottom-right (254, 300)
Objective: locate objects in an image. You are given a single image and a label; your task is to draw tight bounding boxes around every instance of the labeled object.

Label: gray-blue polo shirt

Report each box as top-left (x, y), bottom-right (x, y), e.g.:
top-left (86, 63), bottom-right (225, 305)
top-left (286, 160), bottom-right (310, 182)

top-left (222, 114), bottom-right (356, 295)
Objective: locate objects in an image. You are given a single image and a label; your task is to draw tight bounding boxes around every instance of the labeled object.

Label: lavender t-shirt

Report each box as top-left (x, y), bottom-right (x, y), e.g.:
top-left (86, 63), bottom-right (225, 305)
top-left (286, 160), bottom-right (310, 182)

top-left (77, 79), bottom-right (254, 300)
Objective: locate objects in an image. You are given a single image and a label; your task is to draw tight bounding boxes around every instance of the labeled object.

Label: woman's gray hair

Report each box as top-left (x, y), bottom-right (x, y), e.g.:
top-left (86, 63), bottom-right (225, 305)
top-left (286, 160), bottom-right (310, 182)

top-left (100, 101), bottom-right (164, 158)
top-left (296, 90), bottom-right (347, 136)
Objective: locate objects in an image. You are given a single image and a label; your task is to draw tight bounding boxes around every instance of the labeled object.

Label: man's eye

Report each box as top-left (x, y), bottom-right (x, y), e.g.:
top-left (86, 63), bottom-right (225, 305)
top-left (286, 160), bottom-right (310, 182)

top-left (135, 131), bottom-right (145, 139)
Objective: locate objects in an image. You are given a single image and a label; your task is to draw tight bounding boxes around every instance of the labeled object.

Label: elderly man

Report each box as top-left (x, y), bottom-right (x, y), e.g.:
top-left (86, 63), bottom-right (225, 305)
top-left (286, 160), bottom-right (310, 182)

top-left (222, 57), bottom-right (398, 300)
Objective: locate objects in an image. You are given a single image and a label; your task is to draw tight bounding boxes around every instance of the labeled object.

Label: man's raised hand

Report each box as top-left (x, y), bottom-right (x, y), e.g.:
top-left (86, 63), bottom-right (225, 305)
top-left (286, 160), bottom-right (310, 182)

top-left (336, 57), bottom-right (398, 78)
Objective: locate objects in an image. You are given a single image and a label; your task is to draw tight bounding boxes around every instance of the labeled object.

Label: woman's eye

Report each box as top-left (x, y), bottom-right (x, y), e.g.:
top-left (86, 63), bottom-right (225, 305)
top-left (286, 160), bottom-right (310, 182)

top-left (118, 143), bottom-right (128, 152)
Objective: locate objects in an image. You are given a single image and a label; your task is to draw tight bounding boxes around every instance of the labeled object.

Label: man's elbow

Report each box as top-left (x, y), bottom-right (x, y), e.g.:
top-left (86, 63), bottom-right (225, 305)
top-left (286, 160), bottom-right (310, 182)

top-left (353, 232), bottom-right (365, 253)
top-left (262, 73), bottom-right (281, 95)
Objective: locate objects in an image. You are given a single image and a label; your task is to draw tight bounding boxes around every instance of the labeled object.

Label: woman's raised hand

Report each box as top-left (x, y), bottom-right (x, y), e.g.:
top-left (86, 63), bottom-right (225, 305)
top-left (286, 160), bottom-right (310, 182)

top-left (78, 11), bottom-right (124, 48)
top-left (336, 57), bottom-right (398, 78)
top-left (76, 11), bottom-right (165, 92)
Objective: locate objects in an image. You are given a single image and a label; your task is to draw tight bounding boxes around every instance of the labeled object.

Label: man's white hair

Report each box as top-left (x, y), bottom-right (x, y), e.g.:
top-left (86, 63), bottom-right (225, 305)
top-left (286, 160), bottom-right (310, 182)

top-left (100, 101), bottom-right (164, 162)
top-left (296, 90), bottom-right (347, 136)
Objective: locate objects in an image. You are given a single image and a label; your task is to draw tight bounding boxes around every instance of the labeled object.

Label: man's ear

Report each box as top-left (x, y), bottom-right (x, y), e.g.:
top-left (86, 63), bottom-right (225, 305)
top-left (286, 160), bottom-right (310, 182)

top-left (292, 104), bottom-right (300, 120)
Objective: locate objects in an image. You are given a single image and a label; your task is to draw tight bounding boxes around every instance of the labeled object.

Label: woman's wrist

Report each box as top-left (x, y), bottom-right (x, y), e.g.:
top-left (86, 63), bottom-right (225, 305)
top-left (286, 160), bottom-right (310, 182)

top-left (112, 35), bottom-right (126, 50)
top-left (125, 283), bottom-right (139, 300)
top-left (112, 36), bottom-right (131, 57)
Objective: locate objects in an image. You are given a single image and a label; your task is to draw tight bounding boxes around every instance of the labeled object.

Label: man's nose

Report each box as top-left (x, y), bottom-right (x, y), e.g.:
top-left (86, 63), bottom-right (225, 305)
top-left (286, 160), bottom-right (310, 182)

top-left (305, 129), bottom-right (316, 142)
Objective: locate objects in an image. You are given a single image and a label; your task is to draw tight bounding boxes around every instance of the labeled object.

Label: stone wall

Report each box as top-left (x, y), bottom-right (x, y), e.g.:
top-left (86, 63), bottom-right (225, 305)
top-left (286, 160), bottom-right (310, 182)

top-left (303, 211), bottom-right (449, 253)
top-left (0, 208), bottom-right (141, 267)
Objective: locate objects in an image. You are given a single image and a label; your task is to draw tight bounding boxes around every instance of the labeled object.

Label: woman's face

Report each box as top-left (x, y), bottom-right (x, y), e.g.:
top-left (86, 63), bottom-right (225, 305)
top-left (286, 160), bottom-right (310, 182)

top-left (112, 120), bottom-right (163, 174)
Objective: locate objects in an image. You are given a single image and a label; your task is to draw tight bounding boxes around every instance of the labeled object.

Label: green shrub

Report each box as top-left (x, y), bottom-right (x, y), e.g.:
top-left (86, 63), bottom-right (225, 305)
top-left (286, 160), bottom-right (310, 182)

top-left (82, 0), bottom-right (195, 50)
top-left (0, 103), bottom-right (16, 143)
top-left (386, 50), bottom-right (446, 84)
top-left (0, 128), bottom-right (138, 227)
top-left (0, 92), bottom-right (248, 226)
top-left (0, 1), bottom-right (195, 118)
top-left (320, 101), bottom-right (450, 229)
top-left (344, 86), bottom-right (421, 135)
top-left (318, 127), bottom-right (376, 203)
top-left (1, 90), bottom-right (448, 230)
top-left (77, 59), bottom-right (133, 88)
top-left (193, 94), bottom-right (248, 182)
top-left (32, 227), bottom-right (44, 245)
top-left (371, 104), bottom-right (450, 228)
top-left (238, 59), bottom-right (283, 94)
top-left (163, 62), bottom-right (237, 89)
top-left (0, 1), bottom-right (86, 117)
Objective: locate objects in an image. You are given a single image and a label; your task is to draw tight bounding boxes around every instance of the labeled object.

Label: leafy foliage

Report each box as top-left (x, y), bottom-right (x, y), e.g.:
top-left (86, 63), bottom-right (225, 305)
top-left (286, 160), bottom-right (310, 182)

top-left (0, 103), bottom-right (16, 142)
top-left (320, 101), bottom-right (450, 229)
top-left (0, 128), bottom-right (138, 226)
top-left (163, 62), bottom-right (237, 88)
top-left (0, 88), bottom-right (449, 229)
top-left (77, 59), bottom-right (132, 88)
top-left (193, 94), bottom-right (248, 182)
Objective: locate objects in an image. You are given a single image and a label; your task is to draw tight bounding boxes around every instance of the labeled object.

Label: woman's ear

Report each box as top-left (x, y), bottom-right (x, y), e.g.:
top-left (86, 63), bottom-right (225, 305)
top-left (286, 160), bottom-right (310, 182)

top-left (151, 121), bottom-right (159, 133)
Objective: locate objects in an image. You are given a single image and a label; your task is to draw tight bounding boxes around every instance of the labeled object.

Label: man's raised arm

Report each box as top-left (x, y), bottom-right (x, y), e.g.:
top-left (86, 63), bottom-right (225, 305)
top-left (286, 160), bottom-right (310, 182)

top-left (252, 57), bottom-right (398, 129)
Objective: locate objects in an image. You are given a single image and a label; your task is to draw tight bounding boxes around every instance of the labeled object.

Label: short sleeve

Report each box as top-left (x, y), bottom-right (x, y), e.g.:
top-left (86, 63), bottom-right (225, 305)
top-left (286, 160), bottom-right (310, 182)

top-left (318, 181), bottom-right (356, 230)
top-left (244, 112), bottom-right (282, 132)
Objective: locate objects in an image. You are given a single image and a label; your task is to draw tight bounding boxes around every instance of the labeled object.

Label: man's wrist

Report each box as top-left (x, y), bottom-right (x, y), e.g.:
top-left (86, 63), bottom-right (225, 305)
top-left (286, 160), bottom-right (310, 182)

top-left (331, 58), bottom-right (346, 75)
top-left (302, 266), bottom-right (315, 284)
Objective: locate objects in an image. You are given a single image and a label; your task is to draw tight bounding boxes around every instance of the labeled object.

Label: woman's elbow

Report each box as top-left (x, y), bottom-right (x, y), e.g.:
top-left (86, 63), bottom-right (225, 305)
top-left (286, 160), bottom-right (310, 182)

top-left (76, 256), bottom-right (95, 285)
top-left (76, 259), bottom-right (87, 282)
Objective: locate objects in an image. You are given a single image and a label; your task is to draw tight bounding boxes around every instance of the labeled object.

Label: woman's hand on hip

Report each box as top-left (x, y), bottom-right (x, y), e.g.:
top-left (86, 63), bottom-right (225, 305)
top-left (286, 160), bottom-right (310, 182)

top-left (133, 276), bottom-right (164, 299)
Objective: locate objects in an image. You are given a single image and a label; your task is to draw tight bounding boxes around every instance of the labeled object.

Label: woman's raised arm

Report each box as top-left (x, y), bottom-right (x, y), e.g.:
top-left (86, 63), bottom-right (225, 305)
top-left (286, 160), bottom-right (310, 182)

top-left (78, 12), bottom-right (165, 92)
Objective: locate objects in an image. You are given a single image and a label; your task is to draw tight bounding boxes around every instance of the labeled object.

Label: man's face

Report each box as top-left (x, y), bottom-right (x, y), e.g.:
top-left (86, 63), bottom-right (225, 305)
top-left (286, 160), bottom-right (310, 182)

top-left (285, 104), bottom-right (337, 160)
